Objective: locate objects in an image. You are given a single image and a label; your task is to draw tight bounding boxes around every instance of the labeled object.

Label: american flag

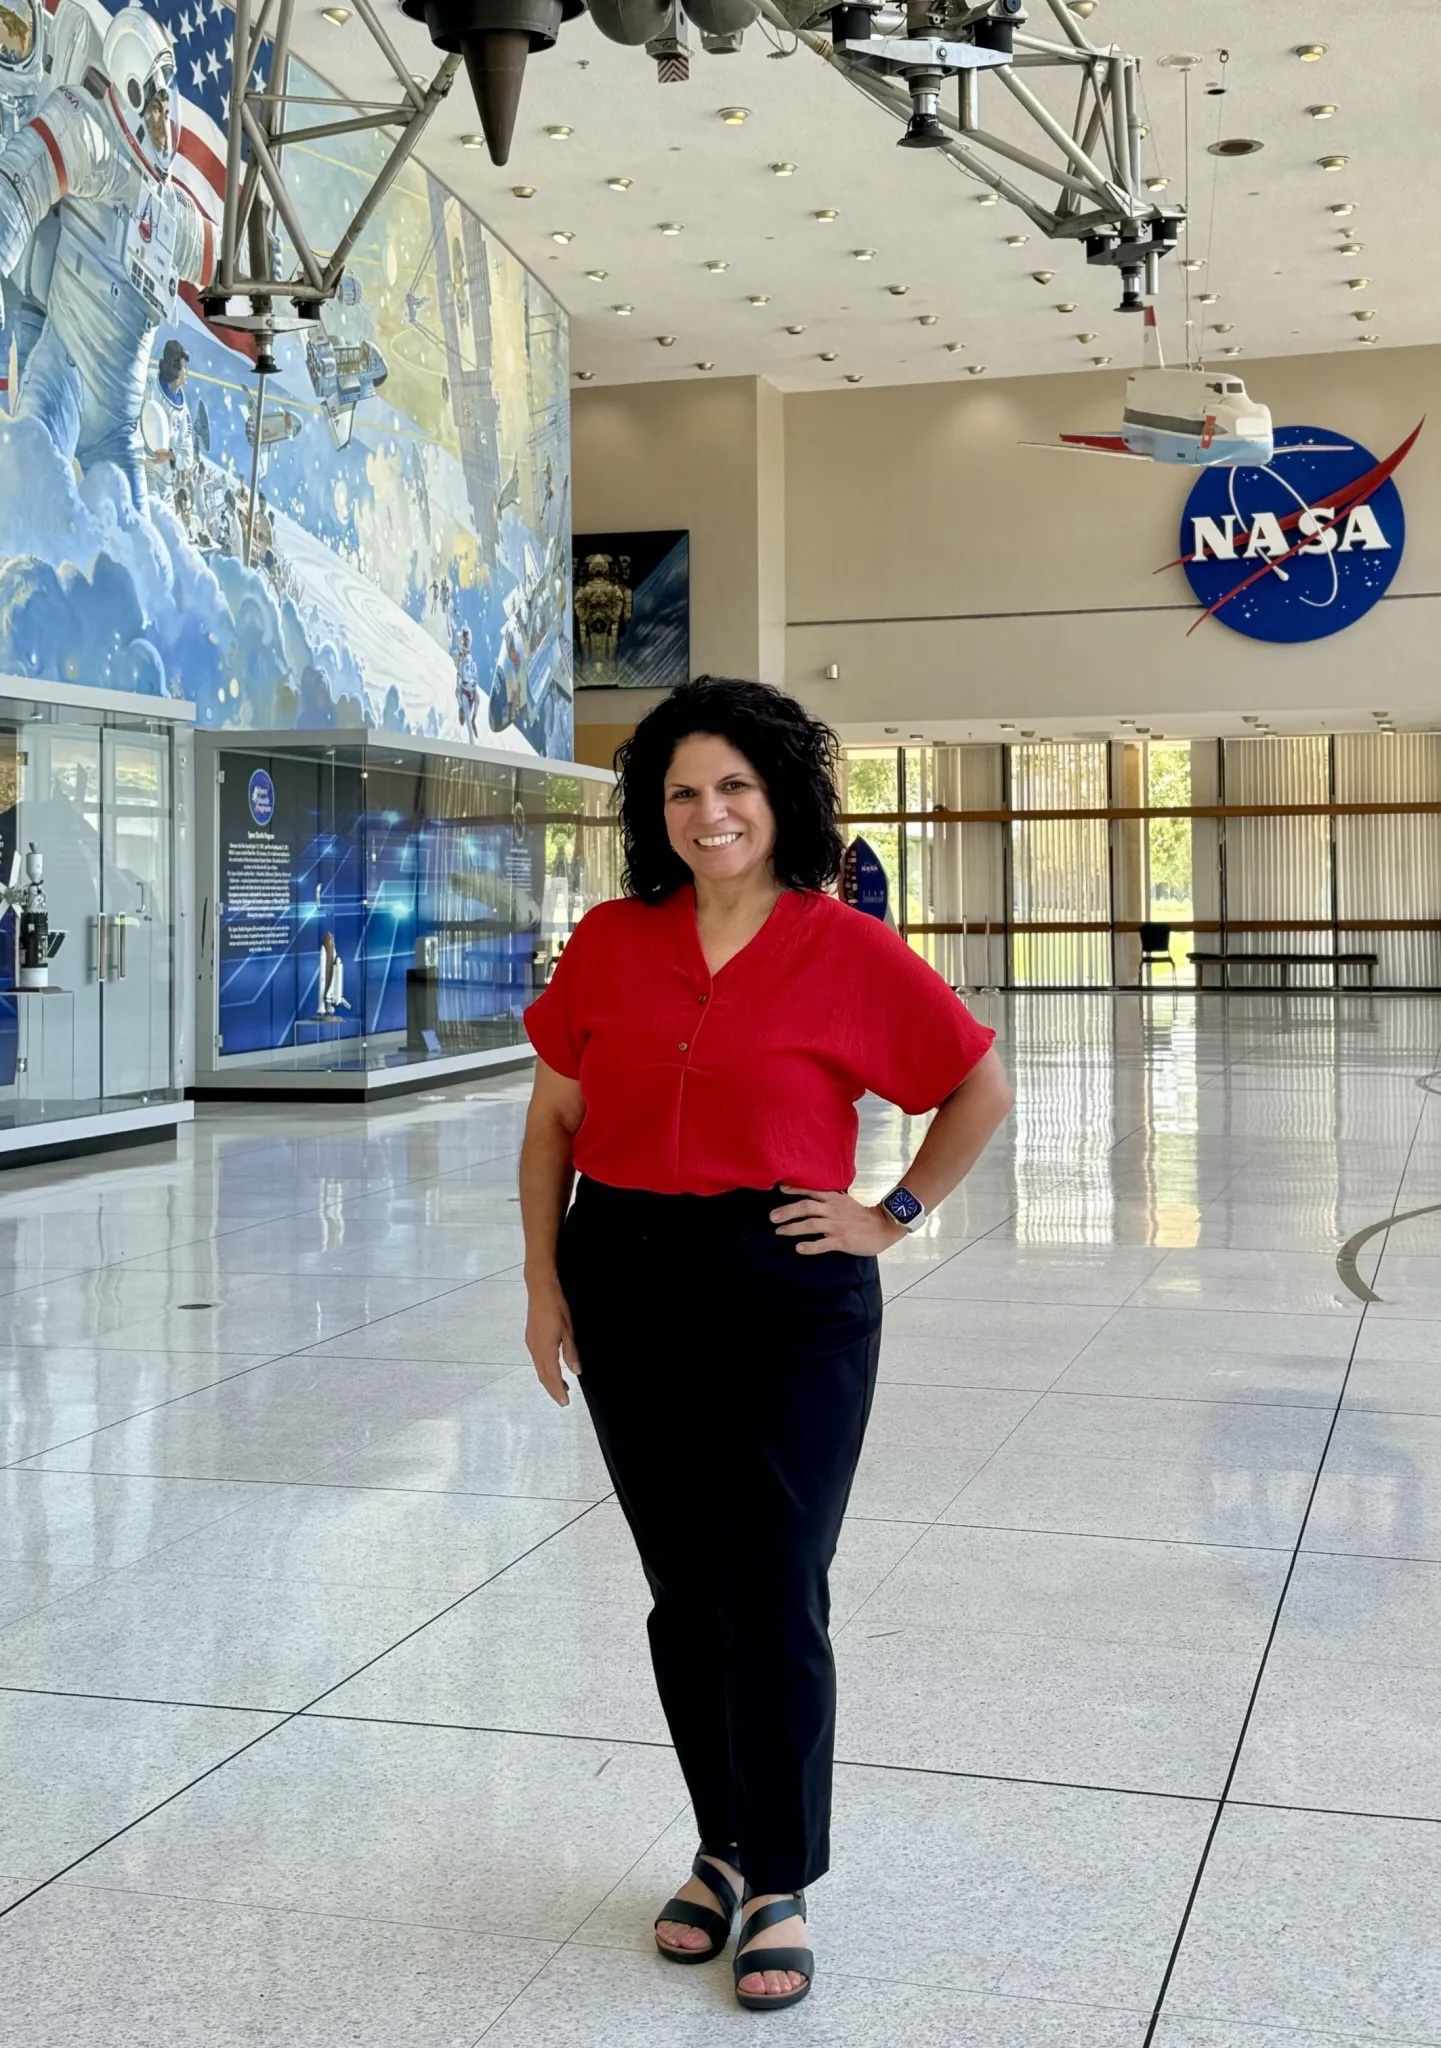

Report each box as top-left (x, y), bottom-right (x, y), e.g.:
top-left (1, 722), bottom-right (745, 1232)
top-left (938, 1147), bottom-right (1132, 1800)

top-left (42, 0), bottom-right (273, 356)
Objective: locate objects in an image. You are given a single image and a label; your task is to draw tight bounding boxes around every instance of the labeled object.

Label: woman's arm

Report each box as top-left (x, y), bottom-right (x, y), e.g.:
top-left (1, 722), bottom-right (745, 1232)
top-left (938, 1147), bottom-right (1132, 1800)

top-left (772, 1047), bottom-right (1014, 1257)
top-left (520, 1059), bottom-right (587, 1405)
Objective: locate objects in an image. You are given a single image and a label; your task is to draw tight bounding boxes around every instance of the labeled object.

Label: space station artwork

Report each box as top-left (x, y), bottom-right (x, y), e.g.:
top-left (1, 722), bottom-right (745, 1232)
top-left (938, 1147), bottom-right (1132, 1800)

top-left (573, 530), bottom-right (690, 692)
top-left (0, 0), bottom-right (573, 759)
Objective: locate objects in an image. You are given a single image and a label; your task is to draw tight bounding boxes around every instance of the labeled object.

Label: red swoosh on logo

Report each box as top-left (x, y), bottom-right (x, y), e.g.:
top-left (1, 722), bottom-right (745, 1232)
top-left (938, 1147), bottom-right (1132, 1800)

top-left (1156, 418), bottom-right (1424, 633)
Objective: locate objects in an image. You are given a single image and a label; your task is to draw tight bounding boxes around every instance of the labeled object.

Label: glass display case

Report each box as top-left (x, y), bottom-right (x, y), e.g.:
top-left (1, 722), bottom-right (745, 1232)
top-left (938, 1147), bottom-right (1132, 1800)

top-left (195, 731), bottom-right (618, 1094)
top-left (0, 683), bottom-right (188, 1156)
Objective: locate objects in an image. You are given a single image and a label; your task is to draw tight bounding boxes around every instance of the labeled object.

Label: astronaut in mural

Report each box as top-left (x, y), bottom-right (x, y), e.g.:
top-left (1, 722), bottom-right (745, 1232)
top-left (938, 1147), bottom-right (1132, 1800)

top-left (141, 337), bottom-right (195, 511)
top-left (453, 624), bottom-right (480, 743)
top-left (0, 0), bottom-right (48, 403)
top-left (0, 5), bottom-right (214, 507)
top-left (488, 585), bottom-right (529, 735)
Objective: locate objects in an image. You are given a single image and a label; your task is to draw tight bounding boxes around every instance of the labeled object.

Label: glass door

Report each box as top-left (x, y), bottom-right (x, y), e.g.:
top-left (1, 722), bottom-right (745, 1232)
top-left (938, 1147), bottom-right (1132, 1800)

top-left (98, 728), bottom-right (173, 1099)
top-left (20, 719), bottom-right (103, 1110)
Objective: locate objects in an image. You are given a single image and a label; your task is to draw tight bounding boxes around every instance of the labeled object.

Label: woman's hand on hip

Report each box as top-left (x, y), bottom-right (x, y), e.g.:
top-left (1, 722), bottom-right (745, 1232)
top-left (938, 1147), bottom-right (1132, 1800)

top-left (525, 1273), bottom-right (581, 1406)
top-left (771, 1187), bottom-right (908, 1257)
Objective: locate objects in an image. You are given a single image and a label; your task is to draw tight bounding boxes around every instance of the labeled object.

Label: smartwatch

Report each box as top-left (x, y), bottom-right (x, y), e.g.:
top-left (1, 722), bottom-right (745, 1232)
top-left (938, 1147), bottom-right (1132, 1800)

top-left (880, 1185), bottom-right (927, 1233)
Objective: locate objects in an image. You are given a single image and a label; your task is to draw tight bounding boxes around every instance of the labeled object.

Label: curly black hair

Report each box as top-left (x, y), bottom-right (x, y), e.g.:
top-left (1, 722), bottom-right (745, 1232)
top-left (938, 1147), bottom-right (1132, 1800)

top-left (614, 677), bottom-right (844, 903)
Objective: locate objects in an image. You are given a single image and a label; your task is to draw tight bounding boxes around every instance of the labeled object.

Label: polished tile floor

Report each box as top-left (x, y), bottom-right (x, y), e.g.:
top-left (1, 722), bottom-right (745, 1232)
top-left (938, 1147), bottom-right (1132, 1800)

top-left (2, 994), bottom-right (1441, 2046)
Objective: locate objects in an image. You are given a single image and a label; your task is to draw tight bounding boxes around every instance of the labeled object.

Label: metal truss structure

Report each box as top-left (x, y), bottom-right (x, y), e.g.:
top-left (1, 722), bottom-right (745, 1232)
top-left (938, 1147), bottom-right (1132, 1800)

top-left (200, 0), bottom-right (461, 368)
top-left (762, 0), bottom-right (1180, 309)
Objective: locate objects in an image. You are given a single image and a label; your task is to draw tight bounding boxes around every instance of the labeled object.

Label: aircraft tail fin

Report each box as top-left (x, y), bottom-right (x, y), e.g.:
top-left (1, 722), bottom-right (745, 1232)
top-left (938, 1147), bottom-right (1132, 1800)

top-left (1142, 303), bottom-right (1165, 371)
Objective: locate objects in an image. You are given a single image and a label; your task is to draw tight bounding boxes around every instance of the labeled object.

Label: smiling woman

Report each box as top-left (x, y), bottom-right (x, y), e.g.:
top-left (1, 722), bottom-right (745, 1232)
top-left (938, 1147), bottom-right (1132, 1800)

top-left (516, 676), bottom-right (1012, 2015)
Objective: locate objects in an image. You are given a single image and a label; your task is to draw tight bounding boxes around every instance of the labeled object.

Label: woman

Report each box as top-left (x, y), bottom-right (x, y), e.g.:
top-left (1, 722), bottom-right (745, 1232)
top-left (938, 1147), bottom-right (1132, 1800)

top-left (520, 678), bottom-right (1012, 2013)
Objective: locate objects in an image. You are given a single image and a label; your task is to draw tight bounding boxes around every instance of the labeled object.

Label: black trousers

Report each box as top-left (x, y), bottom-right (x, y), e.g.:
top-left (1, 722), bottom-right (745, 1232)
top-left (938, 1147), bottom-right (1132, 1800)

top-left (557, 1176), bottom-right (883, 1895)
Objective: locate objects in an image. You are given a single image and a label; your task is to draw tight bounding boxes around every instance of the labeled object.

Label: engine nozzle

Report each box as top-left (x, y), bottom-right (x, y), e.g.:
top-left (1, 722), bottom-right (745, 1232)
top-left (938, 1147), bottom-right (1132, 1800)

top-left (399, 0), bottom-right (580, 166)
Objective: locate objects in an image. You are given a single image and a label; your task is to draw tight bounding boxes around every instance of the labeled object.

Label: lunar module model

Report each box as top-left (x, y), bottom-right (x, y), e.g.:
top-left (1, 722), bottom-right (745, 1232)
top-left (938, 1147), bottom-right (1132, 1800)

top-left (3, 841), bottom-right (62, 991)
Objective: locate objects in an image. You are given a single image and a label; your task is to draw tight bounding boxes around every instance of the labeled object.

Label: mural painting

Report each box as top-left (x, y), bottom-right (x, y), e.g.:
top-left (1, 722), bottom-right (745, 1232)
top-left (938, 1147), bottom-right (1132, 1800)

top-left (0, 0), bottom-right (572, 758)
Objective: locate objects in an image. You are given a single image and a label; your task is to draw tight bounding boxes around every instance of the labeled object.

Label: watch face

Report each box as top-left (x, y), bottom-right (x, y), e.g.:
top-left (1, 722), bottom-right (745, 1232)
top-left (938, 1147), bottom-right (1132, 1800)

top-left (885, 1187), bottom-right (924, 1228)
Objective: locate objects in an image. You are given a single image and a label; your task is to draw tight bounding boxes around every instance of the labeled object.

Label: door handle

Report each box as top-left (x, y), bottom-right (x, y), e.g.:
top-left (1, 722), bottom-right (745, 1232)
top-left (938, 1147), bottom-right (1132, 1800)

top-left (93, 913), bottom-right (109, 982)
top-left (114, 916), bottom-right (128, 979)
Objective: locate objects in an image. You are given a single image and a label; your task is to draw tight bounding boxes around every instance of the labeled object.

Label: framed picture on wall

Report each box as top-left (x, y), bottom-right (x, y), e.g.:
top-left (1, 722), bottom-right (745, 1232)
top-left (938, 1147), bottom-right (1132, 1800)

top-left (572, 530), bottom-right (690, 690)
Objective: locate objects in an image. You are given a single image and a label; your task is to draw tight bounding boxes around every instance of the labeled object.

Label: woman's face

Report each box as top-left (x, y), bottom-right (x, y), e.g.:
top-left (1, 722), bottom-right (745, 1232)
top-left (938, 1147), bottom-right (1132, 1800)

top-left (663, 733), bottom-right (777, 889)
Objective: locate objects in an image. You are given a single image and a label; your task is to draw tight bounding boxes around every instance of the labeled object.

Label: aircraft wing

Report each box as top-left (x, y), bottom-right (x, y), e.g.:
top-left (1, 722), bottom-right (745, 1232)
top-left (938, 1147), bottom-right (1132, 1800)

top-left (1022, 435), bottom-right (1146, 460)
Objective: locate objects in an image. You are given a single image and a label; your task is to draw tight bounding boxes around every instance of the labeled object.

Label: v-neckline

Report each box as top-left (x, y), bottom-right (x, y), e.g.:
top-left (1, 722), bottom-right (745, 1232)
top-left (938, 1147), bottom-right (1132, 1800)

top-left (682, 885), bottom-right (796, 981)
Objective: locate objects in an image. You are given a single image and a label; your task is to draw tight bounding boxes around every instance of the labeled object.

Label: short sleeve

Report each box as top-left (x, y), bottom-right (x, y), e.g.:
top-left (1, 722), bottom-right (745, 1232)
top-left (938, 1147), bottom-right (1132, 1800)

top-left (848, 922), bottom-right (996, 1114)
top-left (524, 913), bottom-right (593, 1079)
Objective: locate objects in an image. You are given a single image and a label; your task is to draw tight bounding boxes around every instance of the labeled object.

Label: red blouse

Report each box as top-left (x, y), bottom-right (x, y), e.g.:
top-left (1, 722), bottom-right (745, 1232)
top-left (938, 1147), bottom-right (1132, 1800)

top-left (525, 888), bottom-right (995, 1198)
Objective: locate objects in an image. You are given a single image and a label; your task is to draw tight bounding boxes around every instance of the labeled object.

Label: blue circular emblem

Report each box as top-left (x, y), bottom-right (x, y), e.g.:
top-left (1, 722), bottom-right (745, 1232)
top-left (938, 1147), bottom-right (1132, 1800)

top-left (1180, 425), bottom-right (1407, 643)
top-left (247, 769), bottom-right (276, 827)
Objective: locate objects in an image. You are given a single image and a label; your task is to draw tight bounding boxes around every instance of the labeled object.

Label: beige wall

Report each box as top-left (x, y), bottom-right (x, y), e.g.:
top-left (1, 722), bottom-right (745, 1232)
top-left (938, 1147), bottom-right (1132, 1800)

top-left (571, 346), bottom-right (1439, 743)
top-left (784, 343), bottom-right (1440, 729)
top-left (571, 376), bottom-right (786, 747)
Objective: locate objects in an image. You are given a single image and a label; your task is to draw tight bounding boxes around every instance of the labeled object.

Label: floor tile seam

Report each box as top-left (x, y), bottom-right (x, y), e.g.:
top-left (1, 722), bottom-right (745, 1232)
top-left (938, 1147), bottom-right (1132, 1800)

top-left (1225, 1795), bottom-right (1441, 1829)
top-left (0, 1682), bottom-right (283, 1716)
top-left (0, 1546), bottom-right (190, 1646)
top-left (1007, 1388), bottom-right (1349, 1414)
top-left (4, 1462), bottom-right (605, 1505)
top-left (1157, 2000), bottom-right (1441, 2048)
top-left (929, 1517), bottom-right (1295, 1555)
top-left (1136, 1098), bottom-right (1430, 2047)
top-left (0, 1342), bottom-right (379, 1471)
top-left (0, 1504), bottom-right (610, 1927)
top-left (907, 1291), bottom-right (1366, 1318)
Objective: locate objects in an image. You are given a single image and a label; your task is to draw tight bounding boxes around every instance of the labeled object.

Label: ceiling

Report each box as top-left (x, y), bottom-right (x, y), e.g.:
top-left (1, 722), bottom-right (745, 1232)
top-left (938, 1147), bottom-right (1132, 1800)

top-left (292, 0), bottom-right (1439, 393)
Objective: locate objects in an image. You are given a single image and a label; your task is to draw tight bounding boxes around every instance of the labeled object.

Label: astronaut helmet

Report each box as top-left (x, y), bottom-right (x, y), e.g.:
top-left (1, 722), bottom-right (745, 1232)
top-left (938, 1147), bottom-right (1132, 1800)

top-left (0, 0), bottom-right (39, 84)
top-left (103, 6), bottom-right (179, 178)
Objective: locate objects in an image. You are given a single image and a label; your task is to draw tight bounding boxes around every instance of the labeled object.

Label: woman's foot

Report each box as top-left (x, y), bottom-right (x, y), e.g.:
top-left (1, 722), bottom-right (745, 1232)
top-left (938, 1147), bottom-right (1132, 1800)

top-left (735, 1892), bottom-right (811, 2000)
top-left (654, 1853), bottom-right (743, 1956)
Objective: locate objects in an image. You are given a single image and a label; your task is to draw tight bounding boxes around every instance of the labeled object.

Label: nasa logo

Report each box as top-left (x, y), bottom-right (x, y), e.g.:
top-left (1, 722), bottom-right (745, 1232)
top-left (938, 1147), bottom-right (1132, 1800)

top-left (247, 769), bottom-right (276, 828)
top-left (1177, 422), bottom-right (1421, 643)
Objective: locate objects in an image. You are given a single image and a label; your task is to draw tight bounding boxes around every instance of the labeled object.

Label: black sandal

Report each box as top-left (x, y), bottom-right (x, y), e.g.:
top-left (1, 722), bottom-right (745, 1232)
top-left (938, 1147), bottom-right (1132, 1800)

top-left (653, 1846), bottom-right (741, 1965)
top-left (733, 1887), bottom-right (813, 2012)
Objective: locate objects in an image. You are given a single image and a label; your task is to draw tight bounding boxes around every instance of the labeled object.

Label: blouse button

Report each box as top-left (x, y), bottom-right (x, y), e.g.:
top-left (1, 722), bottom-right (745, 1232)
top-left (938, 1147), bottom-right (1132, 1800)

top-left (678, 1041), bottom-right (689, 1053)
top-left (698, 994), bottom-right (708, 1004)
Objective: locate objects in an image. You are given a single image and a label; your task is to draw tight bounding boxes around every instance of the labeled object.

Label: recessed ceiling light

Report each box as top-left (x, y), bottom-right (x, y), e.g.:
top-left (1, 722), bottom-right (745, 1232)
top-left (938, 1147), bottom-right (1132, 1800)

top-left (886, 283), bottom-right (909, 295)
top-left (852, 248), bottom-right (876, 261)
top-left (814, 209), bottom-right (839, 222)
top-left (704, 259), bottom-right (729, 272)
top-left (656, 335), bottom-right (676, 346)
top-left (584, 268), bottom-right (607, 281)
top-left (1318, 155), bottom-right (1349, 170)
top-left (606, 175), bottom-right (633, 191)
top-left (819, 350), bottom-right (838, 361)
top-left (1091, 354), bottom-right (1112, 365)
top-left (511, 186), bottom-right (535, 198)
top-left (719, 106), bottom-right (751, 124)
top-left (966, 364), bottom-right (986, 375)
top-left (545, 124), bottom-right (572, 140)
top-left (1329, 202), bottom-right (1356, 216)
top-left (461, 134), bottom-right (486, 149)
top-left (1145, 175), bottom-right (1170, 190)
top-left (550, 230), bottom-right (574, 244)
top-left (1006, 234), bottom-right (1029, 246)
top-left (785, 324), bottom-right (806, 335)
top-left (1032, 270), bottom-right (1055, 284)
top-left (1338, 241), bottom-right (1364, 255)
top-left (612, 303), bottom-right (634, 315)
top-left (771, 161), bottom-right (797, 176)
top-left (1054, 302), bottom-right (1078, 313)
top-left (1220, 345), bottom-right (1243, 355)
top-left (321, 6), bottom-right (350, 23)
top-left (1068, 0), bottom-right (1096, 16)
top-left (696, 361), bottom-right (714, 370)
top-left (1208, 138), bottom-right (1264, 157)
top-left (844, 373), bottom-right (864, 383)
top-left (1355, 334), bottom-right (1380, 345)
top-left (575, 370), bottom-right (594, 381)
top-left (1159, 54), bottom-right (1202, 70)
top-left (1347, 276), bottom-right (1371, 290)
top-left (1076, 331), bottom-right (1096, 343)
top-left (1181, 258), bottom-right (1205, 271)
top-left (748, 294), bottom-right (769, 305)
top-left (1295, 44), bottom-right (1326, 61)
top-left (945, 341), bottom-right (964, 352)
top-left (658, 222), bottom-right (684, 234)
top-left (1352, 308), bottom-right (1376, 320)
top-left (1307, 104), bottom-right (1338, 119)
top-left (918, 314), bottom-right (938, 326)
top-left (1198, 291), bottom-right (1219, 304)
top-left (1212, 321), bottom-right (1235, 333)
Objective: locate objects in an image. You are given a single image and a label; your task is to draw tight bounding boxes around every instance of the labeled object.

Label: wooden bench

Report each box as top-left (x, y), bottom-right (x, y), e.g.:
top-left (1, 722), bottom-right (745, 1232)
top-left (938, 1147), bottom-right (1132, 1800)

top-left (1187, 950), bottom-right (1378, 991)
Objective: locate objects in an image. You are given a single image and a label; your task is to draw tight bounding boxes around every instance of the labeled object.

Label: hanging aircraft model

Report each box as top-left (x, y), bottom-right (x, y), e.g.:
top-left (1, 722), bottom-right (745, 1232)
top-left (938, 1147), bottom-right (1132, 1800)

top-left (1028, 310), bottom-right (1353, 470)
